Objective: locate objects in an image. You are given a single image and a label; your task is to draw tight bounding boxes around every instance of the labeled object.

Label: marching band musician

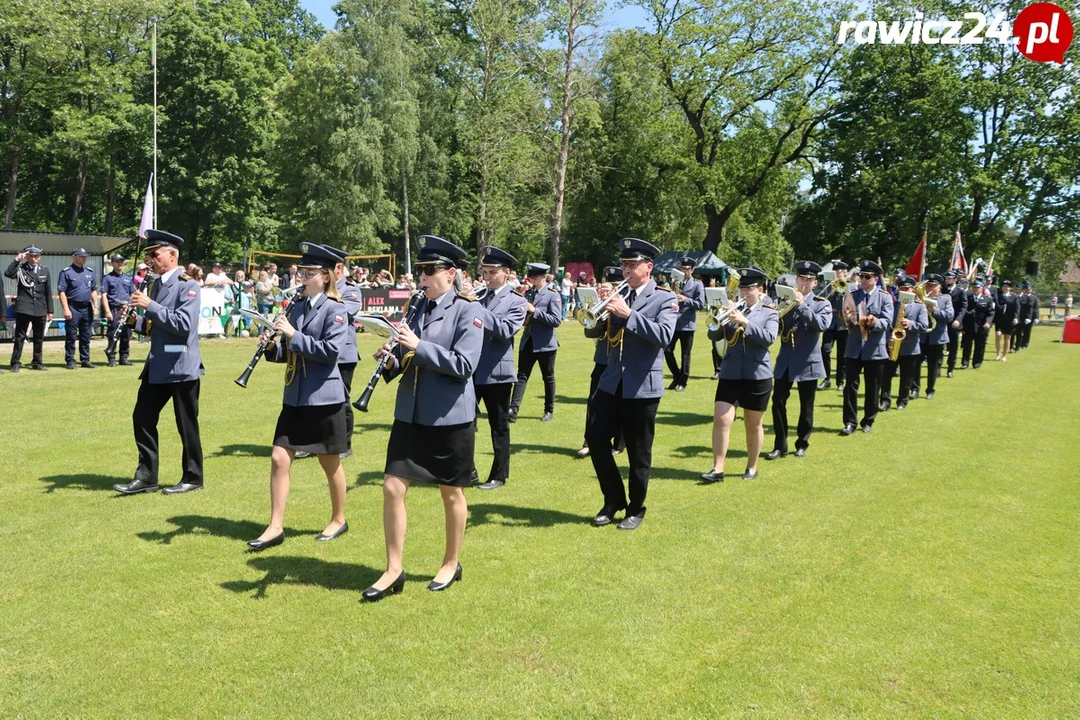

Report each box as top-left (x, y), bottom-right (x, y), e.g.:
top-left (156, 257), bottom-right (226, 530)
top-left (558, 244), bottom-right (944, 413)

top-left (113, 230), bottom-right (206, 495)
top-left (585, 238), bottom-right (676, 531)
top-left (818, 260), bottom-right (849, 391)
top-left (994, 280), bottom-right (1019, 361)
top-left (509, 263), bottom-right (562, 422)
top-left (765, 262), bottom-right (832, 461)
top-left (920, 274), bottom-right (954, 399)
top-left (5, 245), bottom-right (54, 373)
top-left (879, 276), bottom-right (928, 411)
top-left (246, 243), bottom-right (351, 550)
top-left (700, 267), bottom-right (778, 482)
top-left (840, 260), bottom-right (894, 435)
top-left (472, 246), bottom-right (528, 491)
top-left (102, 254), bottom-right (135, 367)
top-left (943, 271), bottom-right (968, 378)
top-left (664, 256), bottom-right (705, 392)
top-left (363, 235), bottom-right (484, 601)
top-left (961, 278), bottom-right (995, 369)
top-left (577, 266), bottom-right (627, 459)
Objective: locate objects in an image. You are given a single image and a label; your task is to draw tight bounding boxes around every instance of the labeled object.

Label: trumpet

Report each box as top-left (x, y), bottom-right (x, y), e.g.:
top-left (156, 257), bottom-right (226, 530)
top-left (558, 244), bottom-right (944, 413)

top-left (708, 298), bottom-right (748, 331)
top-left (819, 276), bottom-right (850, 299)
top-left (581, 280), bottom-right (631, 330)
top-left (353, 288), bottom-right (425, 412)
top-left (234, 284), bottom-right (306, 388)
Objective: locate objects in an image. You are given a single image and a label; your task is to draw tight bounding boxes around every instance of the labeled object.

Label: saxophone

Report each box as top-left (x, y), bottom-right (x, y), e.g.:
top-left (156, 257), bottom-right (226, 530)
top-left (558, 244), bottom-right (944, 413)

top-left (888, 298), bottom-right (907, 362)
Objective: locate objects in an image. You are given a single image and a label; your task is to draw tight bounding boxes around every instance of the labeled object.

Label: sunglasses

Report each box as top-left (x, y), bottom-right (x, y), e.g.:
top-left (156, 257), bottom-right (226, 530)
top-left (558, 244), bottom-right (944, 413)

top-left (420, 264), bottom-right (451, 276)
top-left (858, 272), bottom-right (876, 279)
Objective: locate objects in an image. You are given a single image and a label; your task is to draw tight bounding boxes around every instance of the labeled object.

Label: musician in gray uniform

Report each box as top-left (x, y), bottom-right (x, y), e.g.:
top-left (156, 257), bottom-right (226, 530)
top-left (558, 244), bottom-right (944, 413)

top-left (586, 238), bottom-right (677, 531)
top-left (577, 266), bottom-right (626, 459)
top-left (818, 260), bottom-right (850, 390)
top-left (880, 276), bottom-right (929, 411)
top-left (247, 242), bottom-right (351, 551)
top-left (664, 256), bottom-right (705, 391)
top-left (701, 266), bottom-right (778, 483)
top-left (5, 245), bottom-right (54, 372)
top-left (509, 263), bottom-right (562, 422)
top-left (473, 245), bottom-right (528, 490)
top-left (57, 247), bottom-right (99, 369)
top-left (841, 260), bottom-right (894, 435)
top-left (114, 230), bottom-right (205, 495)
top-left (363, 235), bottom-right (484, 601)
top-left (102, 254), bottom-right (135, 366)
top-left (765, 261), bottom-right (832, 461)
top-left (921, 274), bottom-right (954, 399)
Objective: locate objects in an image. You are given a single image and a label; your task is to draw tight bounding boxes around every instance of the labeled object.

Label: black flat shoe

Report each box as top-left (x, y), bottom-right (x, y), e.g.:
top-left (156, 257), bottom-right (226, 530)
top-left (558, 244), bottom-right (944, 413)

top-left (794, 448), bottom-right (807, 458)
top-left (840, 424), bottom-right (856, 436)
top-left (742, 469), bottom-right (758, 480)
top-left (362, 571), bottom-right (405, 602)
top-left (315, 521), bottom-right (349, 541)
top-left (861, 424), bottom-right (872, 433)
top-left (114, 478), bottom-right (159, 495)
top-left (817, 379), bottom-right (831, 390)
top-left (592, 505), bottom-right (622, 526)
top-left (675, 385), bottom-right (686, 392)
top-left (162, 482), bottom-right (203, 495)
top-left (81, 362), bottom-right (96, 369)
top-left (119, 359), bottom-right (134, 366)
top-left (541, 412), bottom-right (553, 422)
top-left (617, 514), bottom-right (644, 530)
top-left (699, 470), bottom-right (725, 483)
top-left (247, 532), bottom-right (284, 551)
top-left (428, 563), bottom-right (462, 592)
top-left (476, 480), bottom-right (505, 490)
top-left (507, 411), bottom-right (518, 424)
top-left (294, 450), bottom-right (312, 459)
top-left (30, 364), bottom-right (46, 371)
top-left (575, 446), bottom-right (590, 458)
top-left (764, 450), bottom-right (786, 461)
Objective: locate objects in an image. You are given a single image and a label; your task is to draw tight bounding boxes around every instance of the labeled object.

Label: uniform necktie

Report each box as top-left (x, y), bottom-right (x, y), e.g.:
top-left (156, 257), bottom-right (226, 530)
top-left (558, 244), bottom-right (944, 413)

top-left (627, 289), bottom-right (637, 306)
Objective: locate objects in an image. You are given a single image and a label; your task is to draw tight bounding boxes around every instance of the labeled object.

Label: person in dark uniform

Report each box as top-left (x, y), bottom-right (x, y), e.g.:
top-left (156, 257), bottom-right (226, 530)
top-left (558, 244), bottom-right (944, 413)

top-left (664, 256), bottom-right (705, 391)
top-left (472, 245), bottom-right (528, 490)
top-left (765, 262), bottom-right (831, 460)
top-left (5, 246), bottom-right (54, 372)
top-left (943, 271), bottom-right (968, 377)
top-left (585, 238), bottom-right (676, 531)
top-left (994, 279), bottom-right (1019, 361)
top-left (102, 254), bottom-right (136, 366)
top-left (818, 260), bottom-right (849, 391)
top-left (577, 266), bottom-right (627, 459)
top-left (509, 263), bottom-right (562, 422)
top-left (921, 274), bottom-right (954, 399)
top-left (840, 260), bottom-right (894, 435)
top-left (246, 243), bottom-right (351, 550)
top-left (57, 247), bottom-right (99, 369)
top-left (1015, 280), bottom-right (1035, 352)
top-left (113, 230), bottom-right (205, 496)
top-left (701, 267), bottom-right (778, 482)
top-left (362, 235), bottom-right (485, 601)
top-left (961, 278), bottom-right (995, 369)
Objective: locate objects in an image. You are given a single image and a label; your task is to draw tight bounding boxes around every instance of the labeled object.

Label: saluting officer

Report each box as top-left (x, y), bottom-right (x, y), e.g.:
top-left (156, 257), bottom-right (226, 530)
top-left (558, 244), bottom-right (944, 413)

top-left (880, 276), bottom-right (929, 411)
top-left (113, 230), bottom-right (205, 496)
top-left (921, 274), bottom-right (954, 399)
top-left (818, 260), bottom-right (849, 390)
top-left (102, 254), bottom-right (135, 366)
top-left (766, 261), bottom-right (832, 460)
top-left (664, 256), bottom-right (705, 392)
top-left (57, 247), bottom-right (99, 370)
top-left (5, 245), bottom-right (54, 372)
top-left (578, 266), bottom-right (627, 459)
top-left (586, 238), bottom-right (677, 531)
top-left (961, 278), bottom-right (995, 369)
top-left (841, 260), bottom-right (894, 435)
top-left (509, 262), bottom-right (562, 422)
top-left (943, 271), bottom-right (968, 377)
top-left (473, 246), bottom-right (528, 490)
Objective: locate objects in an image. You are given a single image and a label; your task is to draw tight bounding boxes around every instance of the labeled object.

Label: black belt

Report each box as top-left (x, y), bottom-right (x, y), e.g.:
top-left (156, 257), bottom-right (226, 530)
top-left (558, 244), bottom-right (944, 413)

top-left (69, 301), bottom-right (92, 308)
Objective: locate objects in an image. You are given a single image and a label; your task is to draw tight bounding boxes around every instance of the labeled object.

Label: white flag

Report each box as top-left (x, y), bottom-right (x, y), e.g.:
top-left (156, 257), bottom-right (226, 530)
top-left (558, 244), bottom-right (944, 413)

top-left (138, 173), bottom-right (154, 238)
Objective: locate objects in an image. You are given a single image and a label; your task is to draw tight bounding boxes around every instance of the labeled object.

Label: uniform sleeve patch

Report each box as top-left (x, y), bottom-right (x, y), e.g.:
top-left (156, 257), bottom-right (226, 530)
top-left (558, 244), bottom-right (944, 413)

top-left (333, 315), bottom-right (344, 323)
top-left (187, 290), bottom-right (198, 297)
top-left (669, 302), bottom-right (679, 311)
top-left (473, 317), bottom-right (483, 328)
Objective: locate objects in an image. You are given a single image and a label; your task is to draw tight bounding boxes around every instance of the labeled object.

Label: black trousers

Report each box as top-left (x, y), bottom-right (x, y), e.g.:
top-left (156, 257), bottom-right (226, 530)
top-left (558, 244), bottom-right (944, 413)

top-left (586, 388), bottom-right (658, 517)
top-left (962, 329), bottom-right (990, 367)
top-left (843, 357), bottom-right (884, 428)
top-left (11, 313), bottom-right (47, 367)
top-left (511, 341), bottom-right (556, 415)
top-left (897, 355), bottom-right (920, 404)
top-left (821, 329), bottom-right (848, 384)
top-left (584, 363), bottom-right (625, 451)
top-left (664, 330), bottom-right (695, 386)
top-left (64, 303), bottom-right (94, 364)
top-left (133, 378), bottom-right (203, 485)
top-left (1019, 322), bottom-right (1033, 348)
top-left (880, 358), bottom-right (899, 404)
top-left (105, 306), bottom-right (132, 361)
top-left (946, 325), bottom-right (961, 372)
top-left (924, 344), bottom-right (944, 392)
top-left (771, 377), bottom-right (817, 452)
top-left (475, 382), bottom-right (513, 483)
top-left (339, 362), bottom-right (356, 450)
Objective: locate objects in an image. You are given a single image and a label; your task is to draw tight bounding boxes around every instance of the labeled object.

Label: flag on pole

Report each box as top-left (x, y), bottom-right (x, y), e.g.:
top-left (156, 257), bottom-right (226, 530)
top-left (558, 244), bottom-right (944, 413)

top-left (985, 252), bottom-right (995, 280)
top-left (949, 228), bottom-right (968, 273)
top-left (904, 234), bottom-right (927, 281)
top-left (138, 173), bottom-right (154, 238)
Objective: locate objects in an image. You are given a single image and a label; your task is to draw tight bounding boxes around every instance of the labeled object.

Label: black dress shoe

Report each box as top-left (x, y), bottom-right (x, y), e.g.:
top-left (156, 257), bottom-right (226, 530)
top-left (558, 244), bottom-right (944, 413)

top-left (896, 402), bottom-right (907, 411)
top-left (960, 363), bottom-right (969, 369)
top-left (675, 385), bottom-right (686, 392)
top-left (66, 362), bottom-right (76, 370)
top-left (81, 362), bottom-right (96, 369)
top-left (10, 364), bottom-right (20, 373)
top-left (362, 571), bottom-right (405, 602)
top-left (947, 372), bottom-right (953, 378)
top-left (162, 482), bottom-right (204, 495)
top-left (31, 363), bottom-right (46, 371)
top-left (119, 359), bottom-right (134, 366)
top-left (667, 380), bottom-right (679, 390)
top-left (294, 450), bottom-right (312, 459)
top-left (507, 411), bottom-right (518, 423)
top-left (428, 563), bottom-right (462, 591)
top-left (711, 372), bottom-right (720, 380)
top-left (315, 521), bottom-right (349, 541)
top-left (541, 412), bottom-right (553, 422)
top-left (742, 469), bottom-right (758, 481)
top-left (861, 424), bottom-right (872, 433)
top-left (926, 391), bottom-right (935, 400)
top-left (794, 448), bottom-right (806, 458)
top-left (764, 449), bottom-right (786, 461)
top-left (592, 506), bottom-right (623, 526)
top-left (878, 401), bottom-right (891, 412)
top-left (840, 424), bottom-right (857, 436)
top-left (114, 478), bottom-right (159, 495)
top-left (817, 379), bottom-right (831, 390)
top-left (339, 449), bottom-right (353, 459)
top-left (612, 447), bottom-right (624, 455)
top-left (247, 532), bottom-right (285, 551)
top-left (575, 446), bottom-right (590, 458)
top-left (108, 359), bottom-right (117, 367)
top-left (476, 480), bottom-right (505, 490)
top-left (911, 389), bottom-right (920, 400)
top-left (699, 470), bottom-right (725, 483)
top-left (617, 514), bottom-right (644, 531)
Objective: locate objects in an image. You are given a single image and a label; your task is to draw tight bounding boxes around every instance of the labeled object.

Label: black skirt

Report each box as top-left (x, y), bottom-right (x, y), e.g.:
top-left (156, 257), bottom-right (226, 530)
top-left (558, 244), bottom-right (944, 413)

top-left (715, 377), bottom-right (773, 412)
top-left (385, 419), bottom-right (475, 487)
top-left (273, 403), bottom-right (348, 455)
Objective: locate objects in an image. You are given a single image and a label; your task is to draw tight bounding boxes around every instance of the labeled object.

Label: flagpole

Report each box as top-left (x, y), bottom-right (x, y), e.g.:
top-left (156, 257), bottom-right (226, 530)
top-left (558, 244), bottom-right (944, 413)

top-left (152, 22), bottom-right (158, 227)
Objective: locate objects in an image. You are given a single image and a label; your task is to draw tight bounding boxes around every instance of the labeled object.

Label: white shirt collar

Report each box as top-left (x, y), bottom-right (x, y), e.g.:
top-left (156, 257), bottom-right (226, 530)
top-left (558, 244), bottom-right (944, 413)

top-left (160, 267), bottom-right (181, 284)
top-left (492, 283), bottom-right (509, 297)
top-left (308, 292), bottom-right (324, 308)
top-left (430, 289), bottom-right (453, 308)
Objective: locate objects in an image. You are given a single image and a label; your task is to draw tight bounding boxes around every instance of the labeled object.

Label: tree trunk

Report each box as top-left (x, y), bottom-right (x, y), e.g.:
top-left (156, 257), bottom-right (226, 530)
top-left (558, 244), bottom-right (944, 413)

top-left (69, 158), bottom-right (87, 233)
top-left (477, 168), bottom-right (489, 260)
top-left (4, 147), bottom-right (18, 231)
top-left (105, 161), bottom-right (116, 235)
top-left (549, 5), bottom-right (577, 273)
top-left (401, 165), bottom-right (411, 274)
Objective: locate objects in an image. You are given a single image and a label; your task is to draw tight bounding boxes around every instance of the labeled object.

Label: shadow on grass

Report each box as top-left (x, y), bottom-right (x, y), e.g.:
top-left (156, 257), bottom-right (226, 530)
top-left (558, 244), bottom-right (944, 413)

top-left (137, 514), bottom-right (321, 545)
top-left (554, 394), bottom-right (589, 406)
top-left (40, 474), bottom-right (129, 493)
top-left (212, 444), bottom-right (271, 458)
top-left (468, 502), bottom-right (583, 529)
top-left (355, 423), bottom-right (394, 433)
top-left (655, 411), bottom-right (711, 427)
top-left (510, 442), bottom-right (577, 456)
top-left (220, 556), bottom-right (385, 600)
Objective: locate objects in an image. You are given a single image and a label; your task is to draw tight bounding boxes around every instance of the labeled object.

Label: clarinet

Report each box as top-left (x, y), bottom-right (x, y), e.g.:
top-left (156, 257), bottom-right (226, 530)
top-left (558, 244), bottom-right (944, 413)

top-left (353, 288), bottom-right (425, 412)
top-left (235, 287), bottom-right (306, 388)
top-left (112, 303), bottom-right (133, 340)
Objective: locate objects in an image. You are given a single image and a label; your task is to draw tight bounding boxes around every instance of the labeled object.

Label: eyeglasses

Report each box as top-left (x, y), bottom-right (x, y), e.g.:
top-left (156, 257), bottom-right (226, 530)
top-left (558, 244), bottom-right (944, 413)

top-left (420, 264), bottom-right (451, 276)
top-left (298, 268), bottom-right (322, 279)
top-left (620, 260), bottom-right (644, 269)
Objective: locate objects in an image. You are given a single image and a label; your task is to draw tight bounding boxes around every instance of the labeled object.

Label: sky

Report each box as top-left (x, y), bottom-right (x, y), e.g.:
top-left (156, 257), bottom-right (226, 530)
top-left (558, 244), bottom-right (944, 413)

top-left (298, 0), bottom-right (652, 33)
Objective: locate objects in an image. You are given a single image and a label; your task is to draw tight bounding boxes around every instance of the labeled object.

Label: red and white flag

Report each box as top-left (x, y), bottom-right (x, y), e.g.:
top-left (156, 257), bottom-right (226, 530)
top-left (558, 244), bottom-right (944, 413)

top-left (904, 234), bottom-right (927, 281)
top-left (949, 228), bottom-right (968, 273)
top-left (137, 173), bottom-right (154, 239)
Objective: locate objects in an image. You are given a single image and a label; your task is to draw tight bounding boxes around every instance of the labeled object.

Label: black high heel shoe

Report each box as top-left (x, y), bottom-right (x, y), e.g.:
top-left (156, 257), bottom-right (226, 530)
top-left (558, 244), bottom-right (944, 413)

top-left (427, 563), bottom-right (462, 592)
top-left (247, 532), bottom-right (284, 551)
top-left (362, 571), bottom-right (405, 602)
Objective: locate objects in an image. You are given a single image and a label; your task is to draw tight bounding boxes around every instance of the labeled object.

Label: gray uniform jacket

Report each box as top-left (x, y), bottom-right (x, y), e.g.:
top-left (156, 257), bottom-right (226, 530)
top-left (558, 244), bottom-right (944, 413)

top-left (844, 287), bottom-right (895, 361)
top-left (591, 280), bottom-right (677, 399)
top-left (134, 271), bottom-right (204, 384)
top-left (267, 294), bottom-right (348, 406)
top-left (897, 302), bottom-right (929, 356)
top-left (5, 261), bottom-right (54, 316)
top-left (384, 291), bottom-right (484, 426)
top-left (709, 300), bottom-right (779, 381)
top-left (336, 277), bottom-right (362, 364)
top-left (773, 296), bottom-right (832, 382)
top-left (521, 284), bottom-right (562, 352)
top-left (925, 294), bottom-right (955, 345)
top-left (474, 286), bottom-right (527, 385)
top-left (674, 278), bottom-right (705, 331)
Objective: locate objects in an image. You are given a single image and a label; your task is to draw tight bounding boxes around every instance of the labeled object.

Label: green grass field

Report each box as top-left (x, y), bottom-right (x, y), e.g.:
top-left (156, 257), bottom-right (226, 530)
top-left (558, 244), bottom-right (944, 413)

top-left (1, 325), bottom-right (1078, 717)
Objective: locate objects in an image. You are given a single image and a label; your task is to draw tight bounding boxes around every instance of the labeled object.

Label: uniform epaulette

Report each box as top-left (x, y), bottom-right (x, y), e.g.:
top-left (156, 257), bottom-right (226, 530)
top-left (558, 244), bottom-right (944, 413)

top-left (179, 272), bottom-right (194, 282)
top-left (457, 289), bottom-right (478, 302)
top-left (345, 278), bottom-right (359, 287)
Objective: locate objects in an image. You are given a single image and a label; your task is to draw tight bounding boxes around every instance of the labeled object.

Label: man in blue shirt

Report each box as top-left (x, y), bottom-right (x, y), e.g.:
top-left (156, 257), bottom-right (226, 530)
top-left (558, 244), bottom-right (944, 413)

top-left (101, 254), bottom-right (135, 366)
top-left (57, 247), bottom-right (99, 369)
